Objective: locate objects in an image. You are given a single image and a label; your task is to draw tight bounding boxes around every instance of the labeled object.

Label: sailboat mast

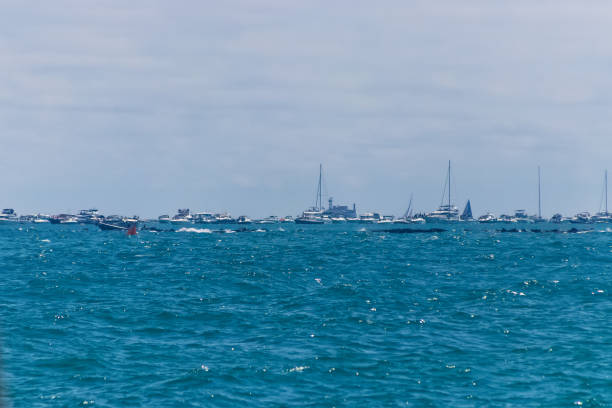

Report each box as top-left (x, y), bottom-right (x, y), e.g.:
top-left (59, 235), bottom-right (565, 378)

top-left (448, 160), bottom-right (451, 219)
top-left (606, 169), bottom-right (608, 214)
top-left (318, 164), bottom-right (322, 211)
top-left (538, 166), bottom-right (542, 219)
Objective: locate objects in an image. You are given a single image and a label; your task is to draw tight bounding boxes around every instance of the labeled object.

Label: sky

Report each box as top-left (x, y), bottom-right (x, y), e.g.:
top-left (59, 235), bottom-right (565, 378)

top-left (2, 0), bottom-right (612, 218)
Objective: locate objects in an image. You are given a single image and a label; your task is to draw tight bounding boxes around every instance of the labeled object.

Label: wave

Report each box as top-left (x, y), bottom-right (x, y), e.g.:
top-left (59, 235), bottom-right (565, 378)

top-left (177, 227), bottom-right (212, 234)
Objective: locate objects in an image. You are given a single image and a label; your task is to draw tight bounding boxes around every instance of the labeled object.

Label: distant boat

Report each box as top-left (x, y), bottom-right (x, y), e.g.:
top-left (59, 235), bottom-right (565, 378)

top-left (478, 213), bottom-right (496, 223)
top-left (236, 215), bottom-right (252, 224)
top-left (0, 209), bottom-right (18, 223)
top-left (158, 215), bottom-right (171, 223)
top-left (592, 170), bottom-right (612, 223)
top-left (98, 222), bottom-right (128, 231)
top-left (571, 212), bottom-right (592, 224)
top-left (426, 161), bottom-right (460, 222)
top-left (296, 164), bottom-right (326, 224)
top-left (460, 200), bottom-right (473, 221)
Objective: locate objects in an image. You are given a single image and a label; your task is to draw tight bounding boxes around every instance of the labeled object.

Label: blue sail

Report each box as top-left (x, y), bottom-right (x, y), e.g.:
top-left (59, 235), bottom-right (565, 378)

top-left (461, 200), bottom-right (473, 220)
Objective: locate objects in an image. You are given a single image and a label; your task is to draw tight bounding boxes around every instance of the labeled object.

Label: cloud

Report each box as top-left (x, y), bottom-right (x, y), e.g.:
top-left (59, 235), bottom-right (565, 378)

top-left (1, 0), bottom-right (611, 216)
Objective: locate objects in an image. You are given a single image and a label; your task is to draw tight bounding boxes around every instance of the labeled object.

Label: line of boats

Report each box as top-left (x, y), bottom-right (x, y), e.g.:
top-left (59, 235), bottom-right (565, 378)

top-left (2, 163), bottom-right (612, 227)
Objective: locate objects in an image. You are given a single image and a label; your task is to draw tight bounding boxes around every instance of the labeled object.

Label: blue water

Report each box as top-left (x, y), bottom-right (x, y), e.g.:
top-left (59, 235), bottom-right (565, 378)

top-left (0, 223), bottom-right (610, 407)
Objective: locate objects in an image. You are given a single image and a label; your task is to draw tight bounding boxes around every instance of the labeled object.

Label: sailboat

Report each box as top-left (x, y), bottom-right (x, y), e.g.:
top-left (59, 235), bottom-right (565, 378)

top-left (531, 166), bottom-right (546, 223)
top-left (425, 161), bottom-right (460, 222)
top-left (295, 164), bottom-right (325, 224)
top-left (460, 200), bottom-right (473, 221)
top-left (592, 170), bottom-right (612, 223)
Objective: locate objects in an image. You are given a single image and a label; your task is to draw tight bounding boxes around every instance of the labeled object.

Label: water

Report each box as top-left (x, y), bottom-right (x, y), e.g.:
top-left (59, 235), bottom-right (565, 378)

top-left (0, 223), bottom-right (610, 407)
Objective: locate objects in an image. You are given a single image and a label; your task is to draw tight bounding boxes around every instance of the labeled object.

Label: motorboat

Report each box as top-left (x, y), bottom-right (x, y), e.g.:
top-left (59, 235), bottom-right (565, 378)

top-left (236, 215), bottom-right (252, 224)
top-left (0, 209), bottom-right (18, 223)
top-left (158, 215), bottom-right (171, 223)
top-left (478, 213), bottom-right (496, 223)
top-left (570, 212), bottom-right (592, 224)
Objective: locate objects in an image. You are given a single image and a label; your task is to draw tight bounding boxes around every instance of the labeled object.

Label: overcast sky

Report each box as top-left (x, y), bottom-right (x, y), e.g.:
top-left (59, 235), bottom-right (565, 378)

top-left (2, 0), bottom-right (612, 218)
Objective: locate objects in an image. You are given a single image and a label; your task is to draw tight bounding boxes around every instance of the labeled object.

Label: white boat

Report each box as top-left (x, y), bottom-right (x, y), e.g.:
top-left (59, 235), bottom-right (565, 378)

top-left (236, 215), bottom-right (252, 224)
top-left (426, 161), bottom-right (460, 222)
top-left (592, 170), bottom-right (612, 223)
top-left (331, 217), bottom-right (346, 223)
top-left (158, 215), bottom-right (171, 223)
top-left (478, 213), bottom-right (496, 223)
top-left (0, 209), bottom-right (19, 223)
top-left (60, 217), bottom-right (78, 224)
top-left (571, 212), bottom-right (592, 224)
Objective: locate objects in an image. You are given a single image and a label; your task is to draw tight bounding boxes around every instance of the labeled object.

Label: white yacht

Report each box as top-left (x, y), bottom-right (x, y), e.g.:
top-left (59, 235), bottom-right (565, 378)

top-left (158, 215), bottom-right (171, 223)
top-left (0, 209), bottom-right (18, 223)
top-left (571, 212), bottom-right (592, 224)
top-left (426, 161), bottom-right (461, 222)
top-left (478, 213), bottom-right (496, 223)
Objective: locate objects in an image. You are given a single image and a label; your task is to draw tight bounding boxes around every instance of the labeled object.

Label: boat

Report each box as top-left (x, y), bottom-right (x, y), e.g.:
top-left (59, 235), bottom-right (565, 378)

top-left (97, 222), bottom-right (128, 231)
top-left (280, 216), bottom-right (295, 223)
top-left (359, 212), bottom-right (382, 223)
top-left (33, 215), bottom-right (50, 223)
top-left (497, 214), bottom-right (518, 223)
top-left (549, 213), bottom-right (566, 223)
top-left (571, 212), bottom-right (592, 224)
top-left (77, 209), bottom-right (102, 224)
top-left (460, 200), bottom-right (473, 221)
top-left (331, 217), bottom-right (346, 223)
top-left (213, 213), bottom-right (235, 224)
top-left (531, 166), bottom-right (546, 223)
top-left (60, 217), bottom-right (78, 224)
top-left (592, 170), bottom-right (612, 223)
top-left (236, 215), bottom-right (252, 224)
top-left (478, 213), bottom-right (496, 223)
top-left (258, 216), bottom-right (279, 224)
top-left (296, 164), bottom-right (326, 224)
top-left (0, 209), bottom-right (18, 223)
top-left (425, 161), bottom-right (460, 222)
top-left (377, 215), bottom-right (395, 224)
top-left (158, 215), bottom-right (171, 223)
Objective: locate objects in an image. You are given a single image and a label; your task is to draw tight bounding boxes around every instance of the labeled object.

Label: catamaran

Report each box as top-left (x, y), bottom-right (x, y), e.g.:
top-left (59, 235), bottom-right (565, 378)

top-left (425, 161), bottom-right (460, 222)
top-left (296, 164), bottom-right (325, 224)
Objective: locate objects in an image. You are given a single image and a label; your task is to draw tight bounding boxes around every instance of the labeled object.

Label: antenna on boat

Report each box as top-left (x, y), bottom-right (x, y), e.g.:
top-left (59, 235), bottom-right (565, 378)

top-left (538, 166), bottom-right (542, 219)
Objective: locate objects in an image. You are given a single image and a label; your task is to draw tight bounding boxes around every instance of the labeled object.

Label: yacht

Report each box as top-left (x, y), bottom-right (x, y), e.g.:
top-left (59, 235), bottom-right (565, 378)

top-left (77, 209), bottom-right (102, 224)
top-left (549, 213), bottom-right (567, 223)
top-left (33, 215), bottom-right (50, 223)
top-left (60, 217), bottom-right (78, 224)
top-left (426, 161), bottom-right (461, 222)
top-left (158, 215), bottom-right (171, 223)
top-left (213, 213), bottom-right (235, 224)
top-left (359, 212), bottom-right (382, 223)
top-left (478, 213), bottom-right (496, 223)
top-left (258, 216), bottom-right (279, 224)
top-left (236, 215), bottom-right (252, 224)
top-left (0, 209), bottom-right (18, 223)
top-left (377, 215), bottom-right (395, 224)
top-left (295, 208), bottom-right (324, 224)
top-left (426, 204), bottom-right (460, 222)
top-left (571, 212), bottom-right (592, 224)
top-left (497, 214), bottom-right (518, 223)
top-left (192, 212), bottom-right (215, 224)
top-left (279, 216), bottom-right (295, 223)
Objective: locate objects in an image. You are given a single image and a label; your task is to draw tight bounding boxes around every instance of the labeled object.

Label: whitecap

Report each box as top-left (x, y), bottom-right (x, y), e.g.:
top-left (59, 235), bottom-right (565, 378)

top-left (41, 239), bottom-right (51, 243)
top-left (255, 229), bottom-right (266, 233)
top-left (223, 229), bottom-right (236, 234)
top-left (177, 227), bottom-right (212, 234)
